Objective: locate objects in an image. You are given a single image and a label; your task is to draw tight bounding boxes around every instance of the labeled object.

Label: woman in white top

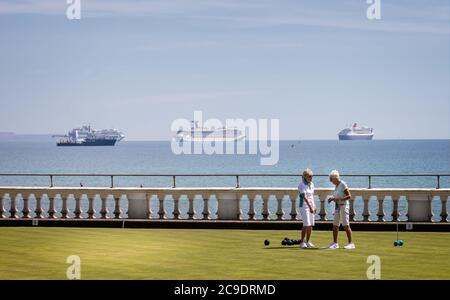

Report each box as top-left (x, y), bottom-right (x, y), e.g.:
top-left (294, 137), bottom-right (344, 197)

top-left (298, 168), bottom-right (316, 249)
top-left (327, 170), bottom-right (355, 250)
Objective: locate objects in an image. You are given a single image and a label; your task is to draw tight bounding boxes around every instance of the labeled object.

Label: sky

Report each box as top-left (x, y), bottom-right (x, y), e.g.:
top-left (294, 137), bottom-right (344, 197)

top-left (0, 0), bottom-right (448, 140)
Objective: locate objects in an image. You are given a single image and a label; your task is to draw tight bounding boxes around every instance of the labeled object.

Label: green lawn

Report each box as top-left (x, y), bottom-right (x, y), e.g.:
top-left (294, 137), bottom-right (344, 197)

top-left (0, 227), bottom-right (449, 280)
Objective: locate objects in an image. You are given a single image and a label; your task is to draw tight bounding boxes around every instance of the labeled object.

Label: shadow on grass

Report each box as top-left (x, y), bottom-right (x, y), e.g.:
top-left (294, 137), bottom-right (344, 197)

top-left (262, 247), bottom-right (320, 250)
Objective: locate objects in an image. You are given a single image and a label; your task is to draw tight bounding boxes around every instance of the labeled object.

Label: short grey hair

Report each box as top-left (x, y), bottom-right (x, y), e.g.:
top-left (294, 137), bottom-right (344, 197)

top-left (303, 168), bottom-right (313, 178)
top-left (329, 170), bottom-right (340, 180)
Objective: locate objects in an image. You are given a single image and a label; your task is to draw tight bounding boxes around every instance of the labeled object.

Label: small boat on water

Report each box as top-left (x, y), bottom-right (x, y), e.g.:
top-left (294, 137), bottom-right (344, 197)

top-left (338, 123), bottom-right (374, 140)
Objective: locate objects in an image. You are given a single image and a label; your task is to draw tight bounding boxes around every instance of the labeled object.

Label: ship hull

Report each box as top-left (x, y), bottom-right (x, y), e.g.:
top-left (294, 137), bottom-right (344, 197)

top-left (57, 139), bottom-right (117, 146)
top-left (339, 134), bottom-right (374, 140)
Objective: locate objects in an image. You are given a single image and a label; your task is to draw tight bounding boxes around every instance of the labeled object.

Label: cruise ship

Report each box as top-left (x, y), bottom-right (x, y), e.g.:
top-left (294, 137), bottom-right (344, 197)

top-left (175, 121), bottom-right (245, 142)
top-left (338, 123), bottom-right (374, 140)
top-left (53, 125), bottom-right (125, 146)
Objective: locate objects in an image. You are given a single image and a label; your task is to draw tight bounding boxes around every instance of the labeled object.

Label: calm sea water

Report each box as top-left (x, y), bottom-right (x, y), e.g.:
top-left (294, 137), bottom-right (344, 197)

top-left (0, 140), bottom-right (448, 221)
top-left (0, 140), bottom-right (448, 188)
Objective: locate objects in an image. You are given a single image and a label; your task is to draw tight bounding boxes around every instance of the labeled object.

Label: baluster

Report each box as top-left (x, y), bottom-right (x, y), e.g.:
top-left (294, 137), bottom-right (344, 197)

top-left (173, 196), bottom-right (181, 220)
top-left (248, 195), bottom-right (256, 220)
top-left (202, 196), bottom-right (210, 220)
top-left (440, 197), bottom-right (448, 222)
top-left (187, 196), bottom-right (195, 220)
top-left (262, 196), bottom-right (269, 221)
top-left (318, 194), bottom-right (326, 221)
top-left (158, 195), bottom-right (166, 219)
top-left (48, 196), bottom-right (57, 219)
top-left (362, 196), bottom-right (370, 221)
top-left (74, 196), bottom-right (82, 219)
top-left (100, 196), bottom-right (108, 219)
top-left (9, 194), bottom-right (18, 219)
top-left (21, 194), bottom-right (31, 219)
top-left (61, 195), bottom-right (69, 219)
top-left (0, 194), bottom-right (5, 218)
top-left (276, 196), bottom-right (284, 221)
top-left (34, 195), bottom-right (44, 218)
top-left (145, 195), bottom-right (152, 219)
top-left (428, 196), bottom-right (433, 221)
top-left (290, 195), bottom-right (298, 220)
top-left (87, 196), bottom-right (96, 219)
top-left (377, 196), bottom-right (385, 222)
top-left (349, 199), bottom-right (355, 222)
top-left (391, 196), bottom-right (400, 222)
top-left (113, 197), bottom-right (121, 219)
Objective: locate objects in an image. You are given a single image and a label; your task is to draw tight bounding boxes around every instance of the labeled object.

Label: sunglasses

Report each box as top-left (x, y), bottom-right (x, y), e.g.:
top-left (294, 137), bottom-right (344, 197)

top-left (306, 175), bottom-right (313, 179)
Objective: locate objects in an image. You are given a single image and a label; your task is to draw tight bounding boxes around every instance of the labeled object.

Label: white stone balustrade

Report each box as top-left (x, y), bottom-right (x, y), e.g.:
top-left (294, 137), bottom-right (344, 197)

top-left (0, 187), bottom-right (448, 222)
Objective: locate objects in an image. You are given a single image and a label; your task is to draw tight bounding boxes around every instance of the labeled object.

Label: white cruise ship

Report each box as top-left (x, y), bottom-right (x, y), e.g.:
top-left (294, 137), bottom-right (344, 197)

top-left (175, 121), bottom-right (245, 142)
top-left (53, 125), bottom-right (125, 146)
top-left (338, 123), bottom-right (374, 140)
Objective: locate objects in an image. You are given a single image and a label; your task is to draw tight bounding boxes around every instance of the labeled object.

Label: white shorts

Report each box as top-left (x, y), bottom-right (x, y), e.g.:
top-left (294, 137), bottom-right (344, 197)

top-left (300, 207), bottom-right (315, 227)
top-left (333, 204), bottom-right (350, 227)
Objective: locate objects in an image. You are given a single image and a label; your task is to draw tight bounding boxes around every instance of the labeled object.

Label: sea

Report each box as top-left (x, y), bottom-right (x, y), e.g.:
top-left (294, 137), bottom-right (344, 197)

top-left (0, 140), bottom-right (448, 221)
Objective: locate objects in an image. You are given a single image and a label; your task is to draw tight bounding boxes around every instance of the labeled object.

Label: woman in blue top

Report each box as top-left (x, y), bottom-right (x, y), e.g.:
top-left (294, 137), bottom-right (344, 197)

top-left (298, 168), bottom-right (316, 249)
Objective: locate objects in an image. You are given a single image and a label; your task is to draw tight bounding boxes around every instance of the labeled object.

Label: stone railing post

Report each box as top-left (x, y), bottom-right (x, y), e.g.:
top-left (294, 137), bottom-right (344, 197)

top-left (9, 194), bottom-right (18, 219)
top-left (172, 196), bottom-right (181, 220)
top-left (290, 195), bottom-right (298, 220)
top-left (362, 196), bottom-right (370, 221)
top-left (48, 196), bottom-right (57, 219)
top-left (87, 196), bottom-right (96, 219)
top-left (21, 194), bottom-right (31, 219)
top-left (276, 196), bottom-right (284, 221)
top-left (377, 196), bottom-right (385, 222)
top-left (262, 196), bottom-right (269, 221)
top-left (127, 192), bottom-right (147, 219)
top-left (440, 196), bottom-right (448, 222)
top-left (74, 196), bottom-right (83, 219)
top-left (407, 194), bottom-right (433, 222)
top-left (217, 192), bottom-right (240, 220)
top-left (100, 196), bottom-right (108, 219)
top-left (187, 196), bottom-right (195, 220)
top-left (248, 194), bottom-right (256, 220)
top-left (145, 194), bottom-right (152, 219)
top-left (391, 196), bottom-right (400, 222)
top-left (349, 198), bottom-right (355, 222)
top-left (158, 194), bottom-right (166, 219)
top-left (202, 195), bottom-right (210, 220)
top-left (319, 194), bottom-right (326, 221)
top-left (61, 195), bottom-right (69, 219)
top-left (0, 194), bottom-right (5, 219)
top-left (113, 197), bottom-right (122, 219)
top-left (34, 195), bottom-right (44, 218)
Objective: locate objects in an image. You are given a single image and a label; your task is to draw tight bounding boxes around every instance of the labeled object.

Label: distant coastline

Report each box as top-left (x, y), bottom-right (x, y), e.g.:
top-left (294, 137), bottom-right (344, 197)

top-left (0, 132), bottom-right (53, 142)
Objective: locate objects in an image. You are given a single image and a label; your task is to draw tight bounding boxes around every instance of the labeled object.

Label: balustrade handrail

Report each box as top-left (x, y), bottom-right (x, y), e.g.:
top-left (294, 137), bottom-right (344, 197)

top-left (0, 173), bottom-right (448, 189)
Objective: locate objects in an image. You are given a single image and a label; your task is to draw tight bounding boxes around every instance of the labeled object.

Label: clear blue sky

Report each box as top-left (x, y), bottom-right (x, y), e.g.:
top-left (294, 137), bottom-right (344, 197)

top-left (0, 0), bottom-right (448, 140)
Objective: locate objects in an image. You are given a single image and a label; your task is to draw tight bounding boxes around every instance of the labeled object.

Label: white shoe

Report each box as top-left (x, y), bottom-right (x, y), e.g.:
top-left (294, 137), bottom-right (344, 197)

top-left (326, 242), bottom-right (339, 250)
top-left (306, 241), bottom-right (316, 248)
top-left (300, 242), bottom-right (308, 249)
top-left (344, 243), bottom-right (355, 250)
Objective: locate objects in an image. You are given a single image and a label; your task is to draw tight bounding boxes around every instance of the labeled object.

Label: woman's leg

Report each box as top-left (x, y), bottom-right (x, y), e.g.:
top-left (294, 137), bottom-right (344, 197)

top-left (333, 226), bottom-right (339, 243)
top-left (306, 226), bottom-right (312, 242)
top-left (345, 226), bottom-right (352, 243)
top-left (301, 226), bottom-right (307, 242)
top-left (332, 208), bottom-right (340, 243)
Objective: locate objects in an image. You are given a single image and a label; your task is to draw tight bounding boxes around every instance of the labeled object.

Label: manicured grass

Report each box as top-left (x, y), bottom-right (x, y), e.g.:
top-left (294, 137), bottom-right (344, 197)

top-left (0, 227), bottom-right (449, 279)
